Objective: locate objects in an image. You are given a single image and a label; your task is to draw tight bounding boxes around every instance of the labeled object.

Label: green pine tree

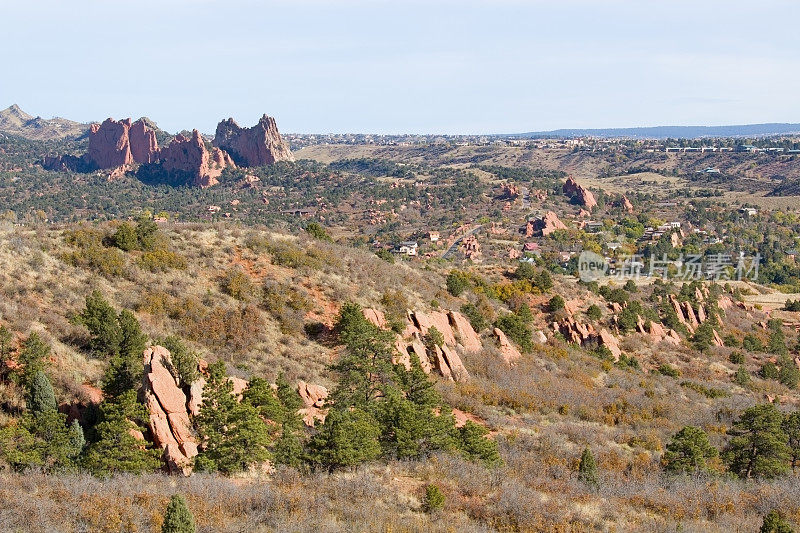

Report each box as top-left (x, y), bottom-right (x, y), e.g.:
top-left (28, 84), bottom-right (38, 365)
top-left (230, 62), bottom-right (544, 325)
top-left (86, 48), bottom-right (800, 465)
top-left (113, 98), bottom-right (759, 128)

top-left (307, 407), bottom-right (381, 470)
top-left (783, 411), bottom-right (800, 472)
top-left (102, 309), bottom-right (148, 398)
top-left (662, 426), bottom-right (718, 475)
top-left (161, 494), bottom-right (196, 533)
top-left (82, 390), bottom-right (161, 476)
top-left (0, 372), bottom-right (84, 473)
top-left (195, 361), bottom-right (272, 474)
top-left (723, 403), bottom-right (790, 479)
top-left (458, 421), bottom-right (502, 467)
top-left (578, 447), bottom-right (599, 489)
top-left (77, 291), bottom-right (122, 357)
top-left (28, 370), bottom-right (57, 413)
top-left (112, 222), bottom-right (140, 251)
top-left (16, 332), bottom-right (50, 387)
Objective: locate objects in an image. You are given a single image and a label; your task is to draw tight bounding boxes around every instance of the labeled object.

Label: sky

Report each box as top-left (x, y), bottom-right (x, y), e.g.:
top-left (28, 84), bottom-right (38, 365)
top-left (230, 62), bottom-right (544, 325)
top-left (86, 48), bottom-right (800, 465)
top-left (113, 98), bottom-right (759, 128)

top-left (3, 0), bottom-right (800, 134)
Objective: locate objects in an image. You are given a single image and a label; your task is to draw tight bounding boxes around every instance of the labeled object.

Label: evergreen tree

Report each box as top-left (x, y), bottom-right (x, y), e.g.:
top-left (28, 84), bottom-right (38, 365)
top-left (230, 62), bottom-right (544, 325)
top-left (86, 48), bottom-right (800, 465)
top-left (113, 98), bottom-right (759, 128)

top-left (272, 373), bottom-right (305, 467)
top-left (723, 403), bottom-right (790, 479)
top-left (82, 390), bottom-right (161, 476)
top-left (578, 447), bottom-right (599, 489)
top-left (135, 215), bottom-right (160, 251)
top-left (28, 370), bottom-right (57, 413)
top-left (195, 361), bottom-right (272, 474)
top-left (308, 407), bottom-right (381, 470)
top-left (662, 426), bottom-right (718, 475)
top-left (160, 336), bottom-right (198, 386)
top-left (331, 302), bottom-right (397, 408)
top-left (458, 421), bottom-right (502, 467)
top-left (691, 322), bottom-right (715, 352)
top-left (0, 372), bottom-right (84, 473)
top-left (783, 411), bottom-right (800, 472)
top-left (162, 494), bottom-right (196, 533)
top-left (78, 291), bottom-right (122, 357)
top-left (103, 309), bottom-right (147, 398)
top-left (16, 332), bottom-right (50, 387)
top-left (761, 510), bottom-right (794, 533)
top-left (778, 356), bottom-right (800, 389)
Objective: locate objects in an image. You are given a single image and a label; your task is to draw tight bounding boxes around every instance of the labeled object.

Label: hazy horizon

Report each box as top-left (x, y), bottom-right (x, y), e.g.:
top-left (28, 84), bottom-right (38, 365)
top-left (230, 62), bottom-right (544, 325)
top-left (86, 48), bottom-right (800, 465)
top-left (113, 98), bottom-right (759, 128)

top-left (4, 0), bottom-right (799, 135)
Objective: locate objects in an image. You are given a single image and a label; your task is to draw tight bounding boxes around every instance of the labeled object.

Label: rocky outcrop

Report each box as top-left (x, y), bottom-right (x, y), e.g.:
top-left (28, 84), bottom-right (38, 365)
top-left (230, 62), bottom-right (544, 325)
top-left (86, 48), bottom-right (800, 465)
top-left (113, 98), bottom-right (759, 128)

top-left (461, 234), bottom-right (481, 259)
top-left (449, 311), bottom-right (483, 352)
top-left (298, 380), bottom-right (328, 427)
top-left (532, 211), bottom-right (568, 236)
top-left (213, 114), bottom-right (294, 167)
top-left (362, 308), bottom-right (479, 381)
top-left (493, 328), bottom-right (521, 364)
top-left (88, 118), bottom-right (134, 169)
top-left (142, 346), bottom-right (198, 475)
top-left (159, 130), bottom-right (235, 188)
top-left (87, 118), bottom-right (159, 170)
top-left (129, 119), bottom-right (159, 164)
top-left (563, 176), bottom-right (597, 210)
top-left (598, 328), bottom-right (622, 361)
top-left (619, 195), bottom-right (634, 213)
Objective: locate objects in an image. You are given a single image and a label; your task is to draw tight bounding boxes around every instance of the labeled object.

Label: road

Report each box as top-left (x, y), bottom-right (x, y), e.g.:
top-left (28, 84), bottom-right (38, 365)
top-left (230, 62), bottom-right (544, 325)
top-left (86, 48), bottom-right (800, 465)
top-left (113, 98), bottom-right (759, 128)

top-left (442, 225), bottom-right (484, 259)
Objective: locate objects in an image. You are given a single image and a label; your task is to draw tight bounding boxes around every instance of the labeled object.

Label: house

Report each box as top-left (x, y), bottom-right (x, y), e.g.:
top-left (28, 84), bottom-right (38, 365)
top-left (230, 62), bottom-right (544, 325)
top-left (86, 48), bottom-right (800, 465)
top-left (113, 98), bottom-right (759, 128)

top-left (395, 241), bottom-right (419, 256)
top-left (585, 221), bottom-right (604, 232)
top-left (739, 207), bottom-right (758, 217)
top-left (786, 250), bottom-right (798, 263)
top-left (428, 231), bottom-right (440, 242)
top-left (606, 242), bottom-right (622, 251)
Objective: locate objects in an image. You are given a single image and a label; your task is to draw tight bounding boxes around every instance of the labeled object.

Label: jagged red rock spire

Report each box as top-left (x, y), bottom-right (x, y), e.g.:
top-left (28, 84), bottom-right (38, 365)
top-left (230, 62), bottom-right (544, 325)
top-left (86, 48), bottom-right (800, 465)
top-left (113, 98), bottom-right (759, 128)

top-left (213, 114), bottom-right (294, 167)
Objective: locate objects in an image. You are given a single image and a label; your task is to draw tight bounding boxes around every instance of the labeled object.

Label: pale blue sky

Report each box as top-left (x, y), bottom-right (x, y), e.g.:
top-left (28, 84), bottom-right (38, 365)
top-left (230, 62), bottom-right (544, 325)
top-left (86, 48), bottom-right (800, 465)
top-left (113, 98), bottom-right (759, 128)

top-left (4, 0), bottom-right (799, 134)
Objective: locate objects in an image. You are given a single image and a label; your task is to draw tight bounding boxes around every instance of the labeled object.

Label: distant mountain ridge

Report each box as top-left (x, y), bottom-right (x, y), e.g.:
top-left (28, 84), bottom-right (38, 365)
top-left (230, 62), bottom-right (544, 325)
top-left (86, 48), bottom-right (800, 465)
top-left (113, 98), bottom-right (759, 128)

top-left (0, 104), bottom-right (90, 140)
top-left (515, 123), bottom-right (800, 139)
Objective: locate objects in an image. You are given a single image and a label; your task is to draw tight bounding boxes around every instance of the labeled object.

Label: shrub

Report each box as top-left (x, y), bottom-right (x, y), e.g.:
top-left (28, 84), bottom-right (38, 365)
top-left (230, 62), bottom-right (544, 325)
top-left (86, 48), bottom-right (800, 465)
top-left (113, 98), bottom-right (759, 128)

top-left (161, 494), bottom-right (196, 533)
top-left (375, 249), bottom-right (395, 263)
top-left (735, 366), bottom-right (751, 387)
top-left (304, 222), bottom-right (332, 242)
top-left (495, 314), bottom-right (532, 353)
top-left (729, 351), bottom-right (745, 364)
top-left (222, 268), bottom-right (256, 302)
top-left (546, 295), bottom-right (565, 313)
top-left (657, 364), bottom-right (680, 378)
top-left (743, 334), bottom-right (764, 352)
top-left (446, 270), bottom-right (471, 297)
top-left (586, 305), bottom-right (602, 321)
top-left (460, 303), bottom-right (489, 332)
top-left (422, 484), bottom-right (445, 513)
top-left (578, 447), bottom-right (598, 489)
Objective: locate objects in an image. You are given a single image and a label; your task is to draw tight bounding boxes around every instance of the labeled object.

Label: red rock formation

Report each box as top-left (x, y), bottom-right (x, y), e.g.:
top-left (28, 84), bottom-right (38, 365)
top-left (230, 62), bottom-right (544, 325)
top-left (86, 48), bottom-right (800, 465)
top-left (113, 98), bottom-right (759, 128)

top-left (619, 195), bottom-right (634, 213)
top-left (493, 327), bottom-right (521, 364)
top-left (160, 130), bottom-right (234, 188)
top-left (88, 118), bottom-right (134, 169)
top-left (129, 119), bottom-right (159, 164)
top-left (461, 234), bottom-right (482, 259)
top-left (440, 344), bottom-right (469, 381)
top-left (87, 118), bottom-right (159, 169)
top-left (533, 211), bottom-right (568, 236)
top-left (213, 114), bottom-right (294, 167)
top-left (598, 328), bottom-right (621, 361)
top-left (562, 176), bottom-right (597, 210)
top-left (448, 310), bottom-right (482, 352)
top-left (411, 311), bottom-right (458, 347)
top-left (297, 380), bottom-right (328, 427)
top-left (142, 346), bottom-right (198, 475)
top-left (362, 308), bottom-right (388, 329)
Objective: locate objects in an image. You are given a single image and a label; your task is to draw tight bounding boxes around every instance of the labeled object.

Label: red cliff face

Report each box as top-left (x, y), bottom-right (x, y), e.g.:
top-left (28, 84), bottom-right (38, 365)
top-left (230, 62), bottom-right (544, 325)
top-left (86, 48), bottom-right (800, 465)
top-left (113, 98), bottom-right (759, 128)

top-left (213, 114), bottom-right (294, 167)
top-left (88, 118), bottom-right (134, 169)
top-left (129, 119), bottom-right (159, 164)
top-left (87, 118), bottom-right (159, 169)
top-left (160, 130), bottom-right (234, 188)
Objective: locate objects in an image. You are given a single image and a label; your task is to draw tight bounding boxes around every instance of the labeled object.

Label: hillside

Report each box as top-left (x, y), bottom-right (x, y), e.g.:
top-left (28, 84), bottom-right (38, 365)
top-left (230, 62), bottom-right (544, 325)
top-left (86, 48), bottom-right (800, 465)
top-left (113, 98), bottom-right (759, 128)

top-left (0, 104), bottom-right (89, 140)
top-left (3, 219), bottom-right (800, 531)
